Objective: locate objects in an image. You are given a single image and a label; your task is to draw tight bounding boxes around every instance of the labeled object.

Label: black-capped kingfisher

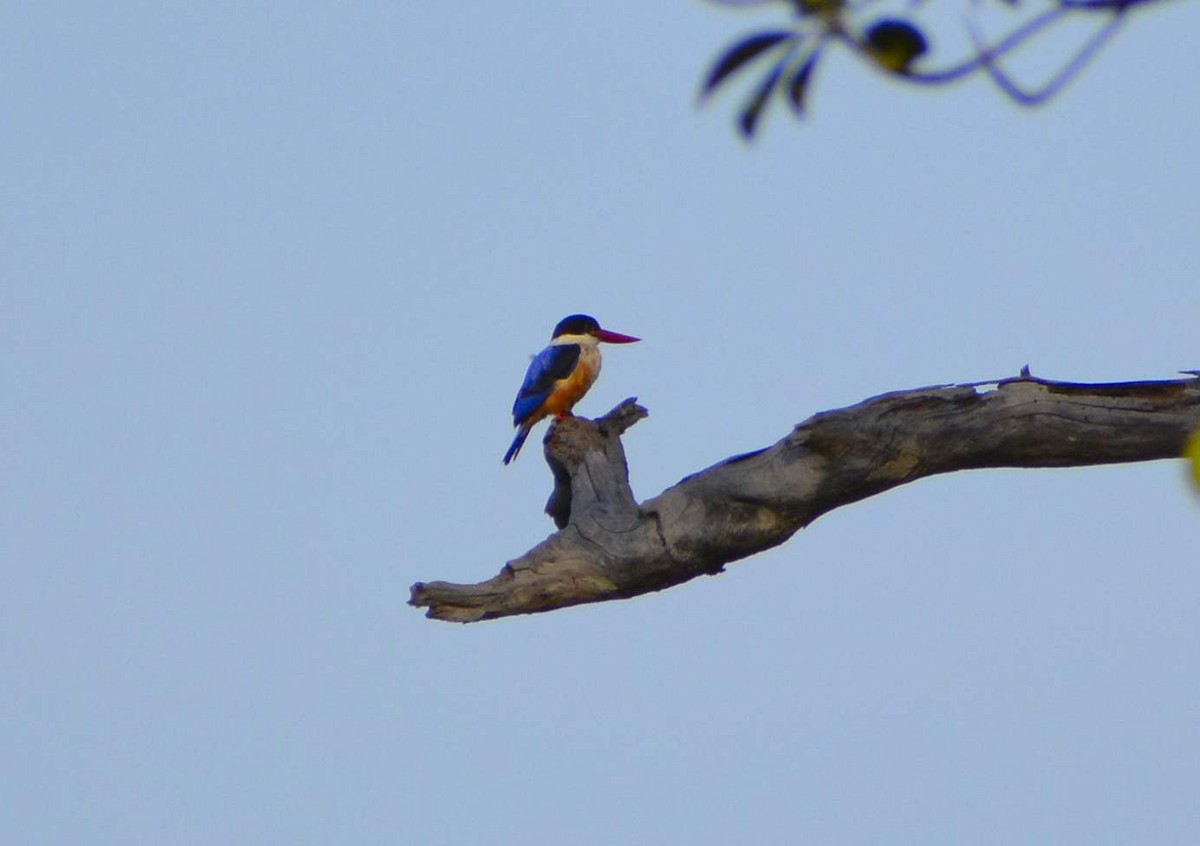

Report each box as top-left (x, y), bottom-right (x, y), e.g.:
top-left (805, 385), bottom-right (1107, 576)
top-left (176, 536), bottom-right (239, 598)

top-left (503, 314), bottom-right (640, 464)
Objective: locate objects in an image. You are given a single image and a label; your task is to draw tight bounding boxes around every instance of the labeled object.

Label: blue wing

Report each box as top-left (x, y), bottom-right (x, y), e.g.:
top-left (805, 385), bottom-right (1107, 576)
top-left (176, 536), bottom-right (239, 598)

top-left (511, 344), bottom-right (580, 426)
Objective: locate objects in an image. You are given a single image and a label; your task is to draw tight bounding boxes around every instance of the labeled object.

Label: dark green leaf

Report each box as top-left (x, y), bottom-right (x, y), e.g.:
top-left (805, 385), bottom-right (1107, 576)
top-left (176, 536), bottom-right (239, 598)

top-left (791, 0), bottom-right (848, 15)
top-left (786, 51), bottom-right (820, 115)
top-left (738, 59), bottom-right (787, 138)
top-left (702, 31), bottom-right (796, 99)
top-left (863, 19), bottom-right (928, 74)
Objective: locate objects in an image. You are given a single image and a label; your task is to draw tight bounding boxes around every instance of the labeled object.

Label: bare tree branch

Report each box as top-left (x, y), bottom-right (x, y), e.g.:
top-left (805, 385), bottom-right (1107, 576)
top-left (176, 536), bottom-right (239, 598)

top-left (967, 8), bottom-right (1126, 106)
top-left (410, 372), bottom-right (1200, 623)
top-left (701, 0), bottom-right (1180, 133)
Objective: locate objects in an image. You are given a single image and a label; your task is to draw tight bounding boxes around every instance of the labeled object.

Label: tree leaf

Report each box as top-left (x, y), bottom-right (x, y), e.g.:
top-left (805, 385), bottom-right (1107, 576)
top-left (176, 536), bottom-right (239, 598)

top-left (863, 19), bottom-right (928, 74)
top-left (702, 31), bottom-right (796, 99)
top-left (739, 58), bottom-right (787, 138)
top-left (786, 51), bottom-right (820, 115)
top-left (1186, 427), bottom-right (1200, 493)
top-left (792, 0), bottom-right (847, 15)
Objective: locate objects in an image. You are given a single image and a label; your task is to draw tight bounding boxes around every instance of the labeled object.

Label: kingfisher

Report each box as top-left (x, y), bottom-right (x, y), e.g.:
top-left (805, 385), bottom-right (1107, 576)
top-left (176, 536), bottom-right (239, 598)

top-left (503, 314), bottom-right (640, 464)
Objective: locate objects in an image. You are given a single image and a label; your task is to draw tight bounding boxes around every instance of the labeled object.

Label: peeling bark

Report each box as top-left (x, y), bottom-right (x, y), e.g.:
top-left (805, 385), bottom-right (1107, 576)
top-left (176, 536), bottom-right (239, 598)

top-left (410, 372), bottom-right (1200, 623)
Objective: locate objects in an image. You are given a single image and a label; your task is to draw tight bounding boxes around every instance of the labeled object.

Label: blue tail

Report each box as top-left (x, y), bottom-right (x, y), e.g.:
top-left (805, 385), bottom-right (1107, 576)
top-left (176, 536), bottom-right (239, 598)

top-left (503, 425), bottom-right (533, 465)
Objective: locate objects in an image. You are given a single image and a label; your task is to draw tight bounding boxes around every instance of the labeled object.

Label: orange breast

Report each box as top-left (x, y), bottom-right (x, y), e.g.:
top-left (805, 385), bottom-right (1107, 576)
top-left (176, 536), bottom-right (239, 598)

top-left (542, 354), bottom-right (599, 417)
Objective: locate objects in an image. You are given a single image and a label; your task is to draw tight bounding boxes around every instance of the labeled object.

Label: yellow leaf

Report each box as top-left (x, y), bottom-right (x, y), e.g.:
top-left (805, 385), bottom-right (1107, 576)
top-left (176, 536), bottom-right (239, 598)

top-left (1186, 427), bottom-right (1200, 493)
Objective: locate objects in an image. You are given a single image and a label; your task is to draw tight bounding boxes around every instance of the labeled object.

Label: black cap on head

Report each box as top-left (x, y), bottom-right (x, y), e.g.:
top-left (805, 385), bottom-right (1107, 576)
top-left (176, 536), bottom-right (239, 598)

top-left (552, 314), bottom-right (601, 339)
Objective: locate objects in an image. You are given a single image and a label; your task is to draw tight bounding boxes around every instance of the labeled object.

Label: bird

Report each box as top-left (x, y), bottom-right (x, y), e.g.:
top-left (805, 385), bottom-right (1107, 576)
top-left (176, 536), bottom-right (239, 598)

top-left (503, 314), bottom-right (640, 464)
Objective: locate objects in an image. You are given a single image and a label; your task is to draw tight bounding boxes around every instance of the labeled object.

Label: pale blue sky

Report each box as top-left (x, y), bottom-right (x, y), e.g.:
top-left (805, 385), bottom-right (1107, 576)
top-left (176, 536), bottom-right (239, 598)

top-left (3, 2), bottom-right (1199, 843)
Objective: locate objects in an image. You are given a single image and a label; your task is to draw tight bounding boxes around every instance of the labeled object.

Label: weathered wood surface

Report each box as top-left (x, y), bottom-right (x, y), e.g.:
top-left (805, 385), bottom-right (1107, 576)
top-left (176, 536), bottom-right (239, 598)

top-left (410, 373), bottom-right (1200, 623)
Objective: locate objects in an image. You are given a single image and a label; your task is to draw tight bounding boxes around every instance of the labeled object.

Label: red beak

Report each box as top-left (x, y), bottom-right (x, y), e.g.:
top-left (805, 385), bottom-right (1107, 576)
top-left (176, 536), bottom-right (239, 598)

top-left (595, 328), bottom-right (640, 344)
